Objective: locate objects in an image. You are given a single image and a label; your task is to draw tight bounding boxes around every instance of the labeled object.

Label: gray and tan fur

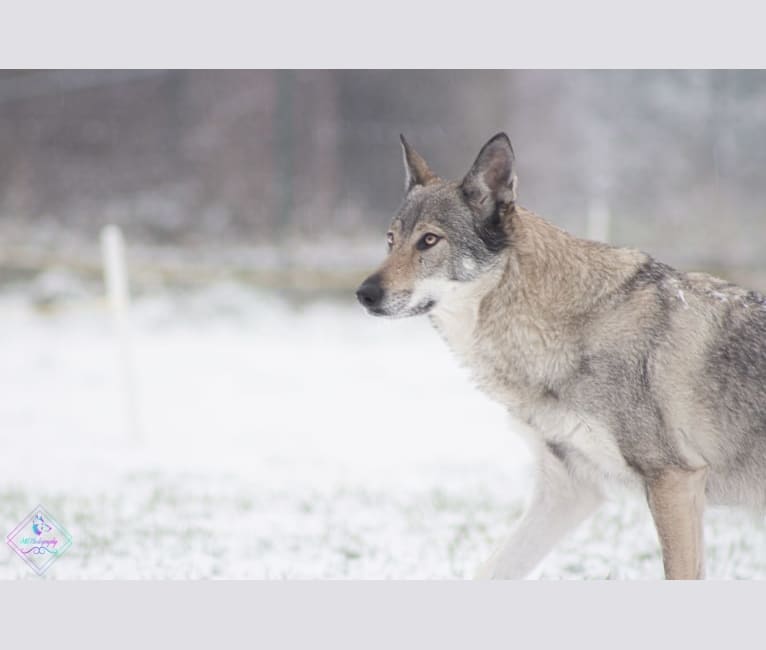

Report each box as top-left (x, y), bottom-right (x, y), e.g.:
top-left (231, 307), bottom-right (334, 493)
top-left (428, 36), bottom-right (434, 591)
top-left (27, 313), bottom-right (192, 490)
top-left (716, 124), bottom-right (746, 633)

top-left (356, 133), bottom-right (766, 579)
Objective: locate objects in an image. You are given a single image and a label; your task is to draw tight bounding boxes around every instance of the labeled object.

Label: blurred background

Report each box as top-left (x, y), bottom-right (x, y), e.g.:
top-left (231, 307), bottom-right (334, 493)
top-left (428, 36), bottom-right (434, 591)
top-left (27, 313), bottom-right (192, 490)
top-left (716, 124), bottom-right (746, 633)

top-left (4, 70), bottom-right (766, 286)
top-left (1, 70), bottom-right (765, 579)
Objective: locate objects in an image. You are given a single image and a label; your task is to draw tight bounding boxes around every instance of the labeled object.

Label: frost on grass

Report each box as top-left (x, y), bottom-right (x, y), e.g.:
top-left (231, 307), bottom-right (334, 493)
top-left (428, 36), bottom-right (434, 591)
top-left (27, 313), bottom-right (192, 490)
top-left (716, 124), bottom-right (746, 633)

top-left (2, 462), bottom-right (765, 580)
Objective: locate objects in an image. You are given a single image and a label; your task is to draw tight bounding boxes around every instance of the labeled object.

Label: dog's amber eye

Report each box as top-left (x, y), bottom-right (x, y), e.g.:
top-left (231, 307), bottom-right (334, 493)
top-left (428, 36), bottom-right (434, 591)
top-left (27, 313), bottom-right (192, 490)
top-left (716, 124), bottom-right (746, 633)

top-left (386, 232), bottom-right (394, 248)
top-left (417, 233), bottom-right (441, 250)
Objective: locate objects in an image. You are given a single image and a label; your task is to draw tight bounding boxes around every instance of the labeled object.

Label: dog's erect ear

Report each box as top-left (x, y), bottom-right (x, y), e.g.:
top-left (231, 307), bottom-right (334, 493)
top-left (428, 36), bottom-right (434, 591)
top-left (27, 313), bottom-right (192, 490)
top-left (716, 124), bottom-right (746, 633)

top-left (461, 133), bottom-right (517, 218)
top-left (400, 134), bottom-right (437, 192)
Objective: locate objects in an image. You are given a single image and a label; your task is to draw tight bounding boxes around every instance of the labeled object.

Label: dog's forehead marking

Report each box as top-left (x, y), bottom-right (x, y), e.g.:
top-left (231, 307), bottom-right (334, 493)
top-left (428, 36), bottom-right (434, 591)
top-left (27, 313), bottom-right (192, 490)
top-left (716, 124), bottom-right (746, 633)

top-left (393, 182), bottom-right (463, 237)
top-left (397, 192), bottom-right (427, 232)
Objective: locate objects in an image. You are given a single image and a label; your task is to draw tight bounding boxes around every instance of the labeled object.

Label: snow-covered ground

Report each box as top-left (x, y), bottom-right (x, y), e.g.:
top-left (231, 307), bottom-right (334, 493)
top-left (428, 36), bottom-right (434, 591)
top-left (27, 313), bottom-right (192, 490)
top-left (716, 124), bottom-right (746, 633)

top-left (1, 272), bottom-right (765, 579)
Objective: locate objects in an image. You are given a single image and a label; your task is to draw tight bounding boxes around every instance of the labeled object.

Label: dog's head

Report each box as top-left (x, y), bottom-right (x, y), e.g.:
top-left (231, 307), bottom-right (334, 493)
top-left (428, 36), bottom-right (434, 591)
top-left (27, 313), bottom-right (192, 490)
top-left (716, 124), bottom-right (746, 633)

top-left (356, 133), bottom-right (517, 317)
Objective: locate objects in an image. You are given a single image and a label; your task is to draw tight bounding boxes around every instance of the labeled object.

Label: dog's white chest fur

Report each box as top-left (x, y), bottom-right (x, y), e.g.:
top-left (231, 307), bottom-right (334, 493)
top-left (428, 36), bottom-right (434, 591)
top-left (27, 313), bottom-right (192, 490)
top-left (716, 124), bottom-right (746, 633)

top-left (429, 299), bottom-right (481, 364)
top-left (427, 272), bottom-right (499, 365)
top-left (532, 408), bottom-right (638, 487)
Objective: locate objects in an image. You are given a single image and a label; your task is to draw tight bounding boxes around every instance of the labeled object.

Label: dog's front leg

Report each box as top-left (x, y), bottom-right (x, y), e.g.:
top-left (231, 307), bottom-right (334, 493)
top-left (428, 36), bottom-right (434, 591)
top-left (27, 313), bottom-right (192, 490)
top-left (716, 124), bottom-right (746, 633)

top-left (646, 466), bottom-right (708, 580)
top-left (475, 445), bottom-right (602, 579)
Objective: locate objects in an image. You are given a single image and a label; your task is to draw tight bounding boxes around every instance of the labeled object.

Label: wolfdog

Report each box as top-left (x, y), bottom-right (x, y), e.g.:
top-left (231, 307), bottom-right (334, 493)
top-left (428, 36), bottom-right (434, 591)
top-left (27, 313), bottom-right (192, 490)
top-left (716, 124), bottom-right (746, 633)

top-left (356, 133), bottom-right (766, 579)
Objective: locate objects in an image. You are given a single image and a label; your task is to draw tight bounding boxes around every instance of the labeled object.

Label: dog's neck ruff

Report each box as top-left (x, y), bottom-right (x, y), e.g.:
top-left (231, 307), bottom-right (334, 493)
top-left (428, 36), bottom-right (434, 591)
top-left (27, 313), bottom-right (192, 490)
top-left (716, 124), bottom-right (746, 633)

top-left (428, 262), bottom-right (506, 365)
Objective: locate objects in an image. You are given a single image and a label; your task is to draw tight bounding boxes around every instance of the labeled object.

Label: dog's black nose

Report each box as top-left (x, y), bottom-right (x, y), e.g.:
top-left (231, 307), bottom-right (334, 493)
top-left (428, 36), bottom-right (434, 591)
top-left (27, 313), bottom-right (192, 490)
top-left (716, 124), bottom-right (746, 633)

top-left (356, 277), bottom-right (383, 308)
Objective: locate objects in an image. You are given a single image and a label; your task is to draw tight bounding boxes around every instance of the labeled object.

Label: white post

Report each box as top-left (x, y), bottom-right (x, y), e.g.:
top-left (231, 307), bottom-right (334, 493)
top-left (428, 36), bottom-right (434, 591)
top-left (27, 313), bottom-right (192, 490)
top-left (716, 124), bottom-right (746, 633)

top-left (587, 198), bottom-right (611, 244)
top-left (101, 225), bottom-right (141, 443)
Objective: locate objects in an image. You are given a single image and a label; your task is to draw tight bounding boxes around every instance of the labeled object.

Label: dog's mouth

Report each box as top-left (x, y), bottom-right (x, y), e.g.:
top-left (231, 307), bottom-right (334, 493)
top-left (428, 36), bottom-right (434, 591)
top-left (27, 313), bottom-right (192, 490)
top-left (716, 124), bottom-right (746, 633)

top-left (368, 299), bottom-right (436, 318)
top-left (411, 299), bottom-right (436, 315)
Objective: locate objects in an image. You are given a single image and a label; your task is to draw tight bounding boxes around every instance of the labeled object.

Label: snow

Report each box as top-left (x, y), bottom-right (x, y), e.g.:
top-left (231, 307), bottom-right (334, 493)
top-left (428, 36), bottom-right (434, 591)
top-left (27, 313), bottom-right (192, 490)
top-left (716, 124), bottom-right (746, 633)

top-left (1, 279), bottom-right (765, 579)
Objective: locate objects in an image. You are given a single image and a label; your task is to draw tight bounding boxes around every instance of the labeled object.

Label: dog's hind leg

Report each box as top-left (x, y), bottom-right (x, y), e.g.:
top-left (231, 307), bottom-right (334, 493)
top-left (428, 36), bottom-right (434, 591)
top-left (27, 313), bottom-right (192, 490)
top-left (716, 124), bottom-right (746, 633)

top-left (646, 466), bottom-right (708, 580)
top-left (475, 444), bottom-right (602, 579)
